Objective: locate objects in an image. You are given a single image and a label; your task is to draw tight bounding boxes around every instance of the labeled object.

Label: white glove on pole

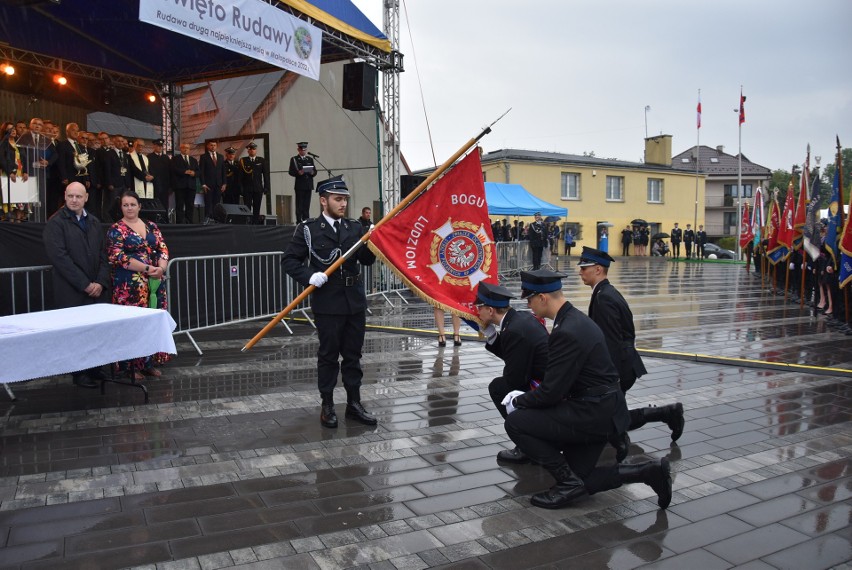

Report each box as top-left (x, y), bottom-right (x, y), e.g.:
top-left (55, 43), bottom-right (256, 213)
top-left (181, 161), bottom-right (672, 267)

top-left (484, 324), bottom-right (499, 345)
top-left (501, 390), bottom-right (525, 414)
top-left (309, 272), bottom-right (328, 288)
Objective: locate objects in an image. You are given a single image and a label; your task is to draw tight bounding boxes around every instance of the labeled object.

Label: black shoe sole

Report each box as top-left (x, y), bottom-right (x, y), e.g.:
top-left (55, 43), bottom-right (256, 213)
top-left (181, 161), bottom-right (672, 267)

top-left (496, 452), bottom-right (531, 464)
top-left (320, 418), bottom-right (338, 428)
top-left (669, 403), bottom-right (685, 442)
top-left (345, 412), bottom-right (377, 426)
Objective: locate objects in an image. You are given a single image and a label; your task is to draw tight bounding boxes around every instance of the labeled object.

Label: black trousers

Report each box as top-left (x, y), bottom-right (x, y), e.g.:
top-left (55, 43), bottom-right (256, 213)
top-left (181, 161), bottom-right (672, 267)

top-left (314, 311), bottom-right (366, 397)
top-left (622, 243), bottom-right (630, 256)
top-left (489, 376), bottom-right (526, 420)
top-left (203, 187), bottom-right (221, 220)
top-left (174, 188), bottom-right (195, 224)
top-left (295, 187), bottom-right (312, 223)
top-left (684, 242), bottom-right (693, 258)
top-left (531, 246), bottom-right (543, 270)
top-left (244, 191), bottom-right (263, 223)
top-left (672, 242), bottom-right (680, 257)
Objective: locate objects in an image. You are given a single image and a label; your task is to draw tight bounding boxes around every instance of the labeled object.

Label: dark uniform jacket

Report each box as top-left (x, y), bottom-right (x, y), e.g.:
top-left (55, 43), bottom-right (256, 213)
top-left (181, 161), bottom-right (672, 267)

top-left (288, 154), bottom-right (316, 191)
top-left (588, 279), bottom-right (647, 392)
top-left (147, 151), bottom-right (171, 202)
top-left (671, 227), bottom-right (682, 244)
top-left (527, 220), bottom-right (546, 248)
top-left (514, 301), bottom-right (628, 433)
top-left (281, 216), bottom-right (375, 315)
top-left (239, 155), bottom-right (269, 195)
top-left (170, 154), bottom-right (199, 191)
top-left (683, 228), bottom-right (695, 244)
top-left (43, 207), bottom-right (110, 309)
top-left (485, 308), bottom-right (549, 392)
top-left (621, 229), bottom-right (633, 245)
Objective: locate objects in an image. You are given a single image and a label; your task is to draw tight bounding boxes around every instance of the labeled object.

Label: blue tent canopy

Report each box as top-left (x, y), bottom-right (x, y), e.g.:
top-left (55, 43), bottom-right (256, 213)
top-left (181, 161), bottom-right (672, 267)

top-left (484, 183), bottom-right (567, 217)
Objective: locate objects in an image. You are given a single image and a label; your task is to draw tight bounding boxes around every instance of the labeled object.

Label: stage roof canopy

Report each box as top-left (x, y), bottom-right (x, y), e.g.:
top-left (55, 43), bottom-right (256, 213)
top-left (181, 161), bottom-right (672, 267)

top-left (0, 0), bottom-right (391, 87)
top-left (484, 182), bottom-right (568, 217)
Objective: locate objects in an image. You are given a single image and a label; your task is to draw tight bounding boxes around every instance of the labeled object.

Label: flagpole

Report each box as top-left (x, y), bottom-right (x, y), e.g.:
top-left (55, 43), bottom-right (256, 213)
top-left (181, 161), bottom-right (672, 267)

top-left (838, 136), bottom-right (850, 324)
top-left (736, 103), bottom-right (743, 262)
top-left (241, 120), bottom-right (502, 352)
top-left (693, 89), bottom-right (700, 233)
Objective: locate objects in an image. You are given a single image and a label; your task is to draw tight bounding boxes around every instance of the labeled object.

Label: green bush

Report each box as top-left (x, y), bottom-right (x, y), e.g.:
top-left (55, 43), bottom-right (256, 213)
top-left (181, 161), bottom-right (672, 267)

top-left (717, 236), bottom-right (736, 250)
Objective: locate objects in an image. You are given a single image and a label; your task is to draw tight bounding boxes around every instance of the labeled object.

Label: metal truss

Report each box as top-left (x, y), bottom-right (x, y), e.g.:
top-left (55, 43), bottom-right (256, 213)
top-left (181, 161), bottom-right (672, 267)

top-left (381, 0), bottom-right (403, 213)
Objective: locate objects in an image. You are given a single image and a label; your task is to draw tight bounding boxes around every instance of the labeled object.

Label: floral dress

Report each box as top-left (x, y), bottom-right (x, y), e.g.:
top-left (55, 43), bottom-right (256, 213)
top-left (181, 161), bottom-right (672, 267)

top-left (107, 219), bottom-right (171, 372)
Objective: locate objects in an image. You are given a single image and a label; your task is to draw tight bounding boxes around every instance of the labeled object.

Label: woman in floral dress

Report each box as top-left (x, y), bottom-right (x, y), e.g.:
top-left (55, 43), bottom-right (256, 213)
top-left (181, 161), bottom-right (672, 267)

top-left (107, 190), bottom-right (170, 380)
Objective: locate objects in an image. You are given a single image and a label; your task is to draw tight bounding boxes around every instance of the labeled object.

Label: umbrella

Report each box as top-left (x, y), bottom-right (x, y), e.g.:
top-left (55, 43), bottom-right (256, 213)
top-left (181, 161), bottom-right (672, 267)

top-left (630, 218), bottom-right (648, 226)
top-left (544, 215), bottom-right (561, 223)
top-left (652, 232), bottom-right (670, 239)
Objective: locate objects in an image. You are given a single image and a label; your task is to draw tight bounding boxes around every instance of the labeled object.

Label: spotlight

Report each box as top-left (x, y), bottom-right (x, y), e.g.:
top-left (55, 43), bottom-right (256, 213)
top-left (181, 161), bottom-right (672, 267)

top-left (146, 93), bottom-right (157, 103)
top-left (54, 74), bottom-right (67, 86)
top-left (2, 64), bottom-right (14, 76)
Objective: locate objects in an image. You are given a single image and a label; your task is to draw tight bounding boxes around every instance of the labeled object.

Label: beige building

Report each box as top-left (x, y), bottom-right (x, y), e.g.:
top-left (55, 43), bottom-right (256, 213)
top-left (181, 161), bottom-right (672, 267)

top-left (480, 135), bottom-right (704, 254)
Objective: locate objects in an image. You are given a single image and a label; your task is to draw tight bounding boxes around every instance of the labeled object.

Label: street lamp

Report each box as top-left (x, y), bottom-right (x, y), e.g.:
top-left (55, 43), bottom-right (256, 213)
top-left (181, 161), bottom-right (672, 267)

top-left (644, 105), bottom-right (650, 138)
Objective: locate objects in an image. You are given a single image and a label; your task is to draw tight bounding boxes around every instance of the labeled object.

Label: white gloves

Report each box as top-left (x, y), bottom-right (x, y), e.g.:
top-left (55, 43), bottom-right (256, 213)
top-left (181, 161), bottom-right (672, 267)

top-left (789, 262), bottom-right (795, 271)
top-left (309, 272), bottom-right (328, 288)
top-left (501, 390), bottom-right (525, 414)
top-left (484, 324), bottom-right (499, 345)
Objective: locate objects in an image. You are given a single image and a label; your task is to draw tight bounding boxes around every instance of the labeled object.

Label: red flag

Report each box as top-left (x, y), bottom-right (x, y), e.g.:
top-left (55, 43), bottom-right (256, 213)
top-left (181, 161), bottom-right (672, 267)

top-left (777, 181), bottom-right (796, 248)
top-left (766, 196), bottom-right (781, 251)
top-left (739, 90), bottom-right (746, 124)
top-left (696, 95), bottom-right (702, 129)
top-left (739, 201), bottom-right (753, 248)
top-left (368, 151), bottom-right (497, 324)
top-left (792, 149), bottom-right (810, 248)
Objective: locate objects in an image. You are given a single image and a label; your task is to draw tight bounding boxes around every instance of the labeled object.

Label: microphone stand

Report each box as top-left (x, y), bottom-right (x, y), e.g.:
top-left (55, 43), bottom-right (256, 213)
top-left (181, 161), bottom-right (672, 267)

top-left (308, 153), bottom-right (334, 178)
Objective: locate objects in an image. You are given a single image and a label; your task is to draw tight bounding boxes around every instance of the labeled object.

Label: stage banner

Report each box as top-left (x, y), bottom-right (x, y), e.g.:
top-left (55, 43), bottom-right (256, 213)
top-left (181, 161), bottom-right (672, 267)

top-left (139, 0), bottom-right (322, 80)
top-left (368, 151), bottom-right (497, 326)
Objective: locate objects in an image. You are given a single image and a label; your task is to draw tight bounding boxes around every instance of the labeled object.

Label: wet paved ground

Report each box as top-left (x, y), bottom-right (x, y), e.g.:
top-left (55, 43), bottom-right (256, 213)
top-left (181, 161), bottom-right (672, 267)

top-left (1, 256), bottom-right (850, 569)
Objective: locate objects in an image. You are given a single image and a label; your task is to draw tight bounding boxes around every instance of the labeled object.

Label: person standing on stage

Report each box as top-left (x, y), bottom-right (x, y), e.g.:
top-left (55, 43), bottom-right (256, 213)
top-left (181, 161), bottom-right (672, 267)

top-left (199, 140), bottom-right (226, 223)
top-left (170, 143), bottom-right (199, 224)
top-left (42, 182), bottom-right (111, 388)
top-left (475, 281), bottom-right (549, 463)
top-left (670, 222), bottom-right (682, 258)
top-left (502, 269), bottom-right (672, 510)
top-left (128, 138), bottom-right (154, 200)
top-left (282, 176), bottom-right (377, 428)
top-left (240, 142), bottom-right (270, 224)
top-left (577, 247), bottom-right (685, 461)
top-left (288, 141), bottom-right (317, 223)
top-left (683, 223), bottom-right (695, 259)
top-left (222, 146), bottom-right (241, 205)
top-left (147, 138), bottom-right (171, 211)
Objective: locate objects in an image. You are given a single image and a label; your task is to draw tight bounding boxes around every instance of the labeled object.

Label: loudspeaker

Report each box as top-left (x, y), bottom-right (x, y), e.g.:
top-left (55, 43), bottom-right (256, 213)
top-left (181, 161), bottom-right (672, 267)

top-left (213, 203), bottom-right (253, 224)
top-left (343, 62), bottom-right (377, 111)
top-left (400, 175), bottom-right (427, 200)
top-left (140, 198), bottom-right (168, 224)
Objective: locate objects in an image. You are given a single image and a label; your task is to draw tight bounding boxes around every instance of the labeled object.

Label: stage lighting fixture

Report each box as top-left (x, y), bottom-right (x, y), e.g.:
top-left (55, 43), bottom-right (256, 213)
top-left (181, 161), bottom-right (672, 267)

top-left (146, 93), bottom-right (157, 103)
top-left (54, 74), bottom-right (67, 86)
top-left (2, 64), bottom-right (14, 76)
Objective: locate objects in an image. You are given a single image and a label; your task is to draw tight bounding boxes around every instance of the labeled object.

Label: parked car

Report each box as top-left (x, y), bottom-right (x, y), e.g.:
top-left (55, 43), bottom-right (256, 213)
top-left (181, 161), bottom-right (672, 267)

top-left (702, 243), bottom-right (736, 260)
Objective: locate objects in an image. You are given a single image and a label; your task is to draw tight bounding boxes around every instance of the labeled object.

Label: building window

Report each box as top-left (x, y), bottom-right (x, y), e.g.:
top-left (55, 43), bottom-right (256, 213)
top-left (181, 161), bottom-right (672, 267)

top-left (606, 176), bottom-right (624, 201)
top-left (647, 179), bottom-right (663, 203)
top-left (561, 172), bottom-right (580, 200)
top-left (724, 184), bottom-right (754, 198)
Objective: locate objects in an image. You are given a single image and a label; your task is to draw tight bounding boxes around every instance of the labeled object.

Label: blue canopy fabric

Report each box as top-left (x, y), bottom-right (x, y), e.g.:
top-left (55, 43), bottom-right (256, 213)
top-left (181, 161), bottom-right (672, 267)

top-left (484, 183), bottom-right (567, 217)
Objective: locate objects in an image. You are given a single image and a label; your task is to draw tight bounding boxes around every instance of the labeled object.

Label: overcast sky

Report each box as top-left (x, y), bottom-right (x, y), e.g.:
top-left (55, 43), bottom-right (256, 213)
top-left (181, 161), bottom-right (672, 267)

top-left (351, 0), bottom-right (851, 175)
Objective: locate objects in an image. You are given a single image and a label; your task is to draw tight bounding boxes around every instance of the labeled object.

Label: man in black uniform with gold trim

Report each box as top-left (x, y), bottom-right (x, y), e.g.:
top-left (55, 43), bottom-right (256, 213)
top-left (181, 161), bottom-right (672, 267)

top-left (502, 270), bottom-right (671, 510)
top-left (578, 247), bottom-right (684, 461)
top-left (240, 142), bottom-right (270, 224)
top-left (288, 141), bottom-right (317, 223)
top-left (475, 281), bottom-right (549, 463)
top-left (282, 176), bottom-right (377, 428)
top-left (222, 146), bottom-right (242, 205)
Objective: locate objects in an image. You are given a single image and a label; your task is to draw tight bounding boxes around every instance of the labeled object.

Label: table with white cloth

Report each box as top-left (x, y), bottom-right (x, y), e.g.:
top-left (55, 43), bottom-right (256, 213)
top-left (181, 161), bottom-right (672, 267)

top-left (0, 304), bottom-right (177, 401)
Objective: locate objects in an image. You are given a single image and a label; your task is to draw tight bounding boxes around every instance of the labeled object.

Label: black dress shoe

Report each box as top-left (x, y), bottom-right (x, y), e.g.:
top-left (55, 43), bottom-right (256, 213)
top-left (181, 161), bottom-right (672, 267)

top-left (497, 447), bottom-right (530, 464)
top-left (72, 375), bottom-right (98, 389)
top-left (530, 465), bottom-right (586, 509)
top-left (320, 402), bottom-right (338, 428)
top-left (666, 403), bottom-right (685, 442)
top-left (345, 401), bottom-right (377, 425)
top-left (610, 431), bottom-right (630, 463)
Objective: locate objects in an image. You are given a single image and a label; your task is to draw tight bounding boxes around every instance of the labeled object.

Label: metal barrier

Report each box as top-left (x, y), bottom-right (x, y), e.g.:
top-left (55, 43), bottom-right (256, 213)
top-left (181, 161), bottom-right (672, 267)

top-left (0, 265), bottom-right (52, 316)
top-left (495, 241), bottom-right (531, 277)
top-left (166, 252), bottom-right (291, 355)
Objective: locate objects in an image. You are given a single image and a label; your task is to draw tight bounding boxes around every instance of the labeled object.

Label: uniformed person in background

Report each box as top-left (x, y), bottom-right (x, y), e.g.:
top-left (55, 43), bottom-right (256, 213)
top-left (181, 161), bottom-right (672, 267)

top-left (577, 247), bottom-right (685, 462)
top-left (281, 176), bottom-right (377, 428)
top-left (222, 146), bottom-right (242, 205)
top-left (475, 281), bottom-right (549, 463)
top-left (502, 269), bottom-right (671, 510)
top-left (288, 141), bottom-right (317, 223)
top-left (696, 224), bottom-right (708, 259)
top-left (683, 223), bottom-right (695, 259)
top-left (240, 142), bottom-right (270, 224)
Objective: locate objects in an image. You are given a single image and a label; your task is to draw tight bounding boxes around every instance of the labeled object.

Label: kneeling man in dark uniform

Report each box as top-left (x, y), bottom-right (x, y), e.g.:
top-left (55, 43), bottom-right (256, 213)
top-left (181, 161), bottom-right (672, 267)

top-left (503, 270), bottom-right (672, 509)
top-left (475, 281), bottom-right (549, 463)
top-left (282, 176), bottom-right (377, 428)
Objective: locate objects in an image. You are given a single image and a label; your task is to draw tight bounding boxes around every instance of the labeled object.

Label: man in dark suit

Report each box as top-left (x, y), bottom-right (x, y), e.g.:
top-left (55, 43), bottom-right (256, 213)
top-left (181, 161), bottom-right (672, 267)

top-left (696, 224), bottom-right (708, 259)
top-left (578, 247), bottom-right (685, 462)
top-left (282, 176), bottom-right (377, 428)
top-left (222, 146), bottom-right (241, 205)
top-left (670, 223), bottom-right (682, 258)
top-left (620, 225), bottom-right (633, 256)
top-left (288, 141), bottom-right (317, 222)
top-left (527, 212), bottom-right (546, 269)
top-left (101, 135), bottom-right (130, 221)
top-left (147, 138), bottom-right (171, 213)
top-left (475, 281), bottom-right (549, 463)
top-left (17, 118), bottom-right (60, 215)
top-left (239, 142), bottom-right (270, 224)
top-left (170, 143), bottom-right (199, 224)
top-left (683, 223), bottom-right (695, 259)
top-left (199, 140), bottom-right (226, 222)
top-left (502, 269), bottom-right (672, 510)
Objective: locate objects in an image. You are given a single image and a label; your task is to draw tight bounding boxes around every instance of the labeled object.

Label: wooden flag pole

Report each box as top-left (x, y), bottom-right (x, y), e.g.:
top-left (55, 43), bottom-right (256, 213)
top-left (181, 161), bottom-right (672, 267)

top-left (241, 114), bottom-right (509, 352)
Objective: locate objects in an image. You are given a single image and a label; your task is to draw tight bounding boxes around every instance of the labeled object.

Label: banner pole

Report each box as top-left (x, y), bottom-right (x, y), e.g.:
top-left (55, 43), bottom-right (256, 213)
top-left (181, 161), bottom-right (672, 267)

top-left (241, 118), bottom-right (506, 352)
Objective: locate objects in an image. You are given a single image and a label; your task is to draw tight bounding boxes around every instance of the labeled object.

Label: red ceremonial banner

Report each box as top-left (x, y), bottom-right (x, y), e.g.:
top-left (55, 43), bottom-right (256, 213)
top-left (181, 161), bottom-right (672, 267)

top-left (777, 183), bottom-right (796, 248)
top-left (739, 201), bottom-right (753, 248)
top-left (368, 151), bottom-right (497, 326)
top-left (766, 197), bottom-right (781, 252)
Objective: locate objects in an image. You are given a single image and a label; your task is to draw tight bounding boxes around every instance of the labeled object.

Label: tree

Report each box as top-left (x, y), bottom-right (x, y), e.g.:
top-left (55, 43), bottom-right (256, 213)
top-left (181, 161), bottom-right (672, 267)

top-left (769, 169), bottom-right (791, 193)
top-left (822, 147), bottom-right (852, 203)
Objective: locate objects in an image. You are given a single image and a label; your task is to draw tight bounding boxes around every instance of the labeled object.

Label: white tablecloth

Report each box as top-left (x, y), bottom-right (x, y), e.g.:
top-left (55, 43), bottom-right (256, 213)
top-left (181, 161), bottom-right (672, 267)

top-left (0, 305), bottom-right (177, 384)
